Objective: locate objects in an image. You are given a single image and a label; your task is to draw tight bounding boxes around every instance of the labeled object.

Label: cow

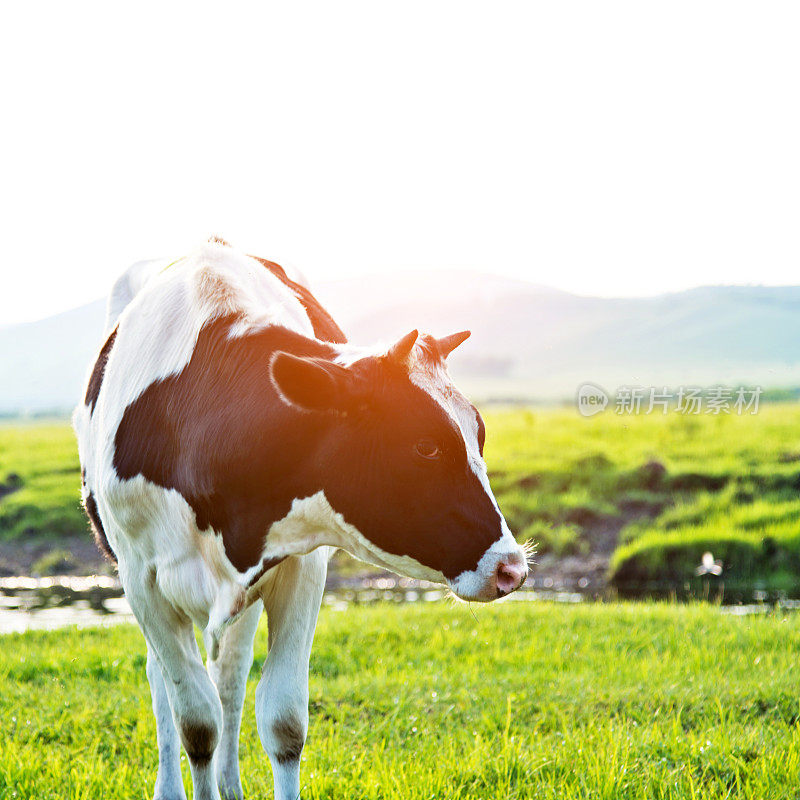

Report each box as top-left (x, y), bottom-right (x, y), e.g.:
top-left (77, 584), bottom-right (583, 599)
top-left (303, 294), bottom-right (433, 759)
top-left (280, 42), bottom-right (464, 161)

top-left (73, 238), bottom-right (529, 800)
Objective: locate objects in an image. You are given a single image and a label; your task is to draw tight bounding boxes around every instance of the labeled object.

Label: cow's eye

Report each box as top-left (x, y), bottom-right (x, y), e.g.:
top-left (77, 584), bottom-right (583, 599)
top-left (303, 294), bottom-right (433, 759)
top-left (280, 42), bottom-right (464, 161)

top-left (415, 439), bottom-right (441, 460)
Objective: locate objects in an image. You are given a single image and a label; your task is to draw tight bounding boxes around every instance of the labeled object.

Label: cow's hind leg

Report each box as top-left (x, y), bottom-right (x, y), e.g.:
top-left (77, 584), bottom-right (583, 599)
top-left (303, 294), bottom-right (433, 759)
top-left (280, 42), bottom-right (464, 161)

top-left (207, 600), bottom-right (262, 800)
top-left (147, 643), bottom-right (187, 800)
top-left (255, 551), bottom-right (327, 800)
top-left (124, 565), bottom-right (223, 800)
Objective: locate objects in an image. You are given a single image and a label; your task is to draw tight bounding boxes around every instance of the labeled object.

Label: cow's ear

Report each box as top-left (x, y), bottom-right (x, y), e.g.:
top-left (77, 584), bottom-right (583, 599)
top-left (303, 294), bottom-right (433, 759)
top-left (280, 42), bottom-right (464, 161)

top-left (269, 352), bottom-right (353, 412)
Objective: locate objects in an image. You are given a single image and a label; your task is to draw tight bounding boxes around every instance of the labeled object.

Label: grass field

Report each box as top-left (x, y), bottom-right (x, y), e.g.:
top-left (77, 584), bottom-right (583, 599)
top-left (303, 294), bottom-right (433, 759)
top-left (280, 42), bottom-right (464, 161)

top-left (3, 601), bottom-right (800, 799)
top-left (0, 422), bottom-right (83, 542)
top-left (486, 405), bottom-right (800, 596)
top-left (5, 412), bottom-right (800, 797)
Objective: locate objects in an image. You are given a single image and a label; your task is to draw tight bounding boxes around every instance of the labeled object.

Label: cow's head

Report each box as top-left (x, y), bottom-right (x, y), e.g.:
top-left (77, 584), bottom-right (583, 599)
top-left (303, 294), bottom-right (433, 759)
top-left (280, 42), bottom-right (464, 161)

top-left (269, 330), bottom-right (528, 601)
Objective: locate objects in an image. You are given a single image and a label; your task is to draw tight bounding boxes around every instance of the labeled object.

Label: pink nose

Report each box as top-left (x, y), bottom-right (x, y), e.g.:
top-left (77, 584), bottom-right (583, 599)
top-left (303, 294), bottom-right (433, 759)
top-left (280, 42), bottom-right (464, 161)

top-left (495, 557), bottom-right (528, 597)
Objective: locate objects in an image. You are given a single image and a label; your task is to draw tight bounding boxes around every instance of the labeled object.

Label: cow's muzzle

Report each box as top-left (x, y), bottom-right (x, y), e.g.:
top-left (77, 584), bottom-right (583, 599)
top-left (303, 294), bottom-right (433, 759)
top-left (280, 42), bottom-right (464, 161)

top-left (448, 539), bottom-right (529, 602)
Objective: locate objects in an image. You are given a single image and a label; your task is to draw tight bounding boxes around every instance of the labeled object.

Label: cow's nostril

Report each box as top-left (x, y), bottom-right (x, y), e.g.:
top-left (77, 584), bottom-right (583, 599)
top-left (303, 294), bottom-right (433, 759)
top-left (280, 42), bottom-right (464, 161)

top-left (495, 561), bottom-right (527, 596)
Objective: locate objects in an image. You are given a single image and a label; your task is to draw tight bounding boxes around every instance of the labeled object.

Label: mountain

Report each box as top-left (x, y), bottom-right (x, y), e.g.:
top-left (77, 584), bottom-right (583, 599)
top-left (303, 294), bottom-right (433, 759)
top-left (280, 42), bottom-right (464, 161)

top-left (317, 275), bottom-right (800, 400)
top-left (3, 273), bottom-right (800, 414)
top-left (0, 300), bottom-right (107, 414)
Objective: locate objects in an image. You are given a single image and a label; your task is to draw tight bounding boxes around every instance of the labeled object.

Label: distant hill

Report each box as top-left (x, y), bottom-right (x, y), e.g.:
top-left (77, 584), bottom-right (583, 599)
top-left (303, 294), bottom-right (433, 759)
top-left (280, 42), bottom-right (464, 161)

top-left (3, 272), bottom-right (800, 414)
top-left (320, 275), bottom-right (800, 401)
top-left (0, 300), bottom-right (106, 415)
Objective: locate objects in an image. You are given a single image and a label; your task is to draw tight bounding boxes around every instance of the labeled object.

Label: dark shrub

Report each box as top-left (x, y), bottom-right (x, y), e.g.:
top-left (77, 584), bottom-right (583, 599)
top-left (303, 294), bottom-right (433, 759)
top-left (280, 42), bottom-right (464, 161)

top-left (669, 473), bottom-right (729, 492)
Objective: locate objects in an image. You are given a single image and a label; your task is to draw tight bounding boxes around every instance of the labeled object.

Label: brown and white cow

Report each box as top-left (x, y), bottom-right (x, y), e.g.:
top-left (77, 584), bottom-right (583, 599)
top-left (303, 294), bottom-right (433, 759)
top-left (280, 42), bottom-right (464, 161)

top-left (73, 239), bottom-right (528, 800)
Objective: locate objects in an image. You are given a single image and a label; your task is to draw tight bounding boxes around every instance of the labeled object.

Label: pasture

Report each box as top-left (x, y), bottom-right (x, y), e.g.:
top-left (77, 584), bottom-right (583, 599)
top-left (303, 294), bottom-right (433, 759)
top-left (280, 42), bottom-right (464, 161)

top-left (0, 423), bottom-right (83, 543)
top-left (3, 602), bottom-right (800, 799)
top-left (4, 409), bottom-right (800, 796)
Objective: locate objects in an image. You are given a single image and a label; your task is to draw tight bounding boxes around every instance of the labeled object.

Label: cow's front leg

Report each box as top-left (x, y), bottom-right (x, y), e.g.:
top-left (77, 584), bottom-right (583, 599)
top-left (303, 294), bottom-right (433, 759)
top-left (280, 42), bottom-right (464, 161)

top-left (255, 550), bottom-right (327, 800)
top-left (123, 565), bottom-right (224, 800)
top-left (146, 644), bottom-right (187, 800)
top-left (207, 600), bottom-right (262, 800)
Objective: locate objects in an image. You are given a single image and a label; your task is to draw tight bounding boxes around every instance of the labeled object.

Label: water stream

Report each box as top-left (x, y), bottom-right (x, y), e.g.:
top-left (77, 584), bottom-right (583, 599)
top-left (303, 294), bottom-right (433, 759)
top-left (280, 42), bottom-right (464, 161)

top-left (0, 575), bottom-right (583, 634)
top-left (3, 575), bottom-right (795, 634)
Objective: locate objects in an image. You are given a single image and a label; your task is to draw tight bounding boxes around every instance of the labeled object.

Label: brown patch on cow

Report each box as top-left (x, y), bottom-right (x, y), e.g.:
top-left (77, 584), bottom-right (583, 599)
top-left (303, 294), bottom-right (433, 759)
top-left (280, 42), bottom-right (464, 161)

top-left (181, 720), bottom-right (218, 764)
top-left (84, 491), bottom-right (117, 563)
top-left (273, 716), bottom-right (305, 764)
top-left (146, 564), bottom-right (157, 589)
top-left (84, 327), bottom-right (118, 413)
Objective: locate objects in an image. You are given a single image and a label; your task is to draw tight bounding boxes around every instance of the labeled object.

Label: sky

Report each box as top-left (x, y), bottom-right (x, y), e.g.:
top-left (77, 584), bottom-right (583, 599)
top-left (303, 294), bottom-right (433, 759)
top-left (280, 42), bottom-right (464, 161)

top-left (1, 1), bottom-right (799, 325)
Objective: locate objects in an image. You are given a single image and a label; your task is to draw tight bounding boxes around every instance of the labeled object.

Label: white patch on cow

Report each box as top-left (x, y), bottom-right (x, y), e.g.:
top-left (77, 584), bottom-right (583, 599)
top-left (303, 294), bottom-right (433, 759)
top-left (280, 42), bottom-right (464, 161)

top-left (105, 257), bottom-right (172, 333)
top-left (95, 471), bottom-right (253, 654)
top-left (243, 491), bottom-right (446, 592)
top-left (98, 474), bottom-right (239, 628)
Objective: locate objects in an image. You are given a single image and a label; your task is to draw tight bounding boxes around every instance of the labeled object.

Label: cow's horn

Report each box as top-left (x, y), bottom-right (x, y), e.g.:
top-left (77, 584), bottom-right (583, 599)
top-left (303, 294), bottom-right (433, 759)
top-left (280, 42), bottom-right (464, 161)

top-left (436, 330), bottom-right (471, 359)
top-left (387, 329), bottom-right (419, 365)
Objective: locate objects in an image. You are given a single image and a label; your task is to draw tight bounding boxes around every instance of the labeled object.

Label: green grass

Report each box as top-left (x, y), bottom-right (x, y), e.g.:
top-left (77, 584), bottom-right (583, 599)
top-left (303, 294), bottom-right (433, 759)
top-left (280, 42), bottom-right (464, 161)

top-left (4, 602), bottom-right (800, 799)
top-left (0, 422), bottom-right (83, 541)
top-left (483, 405), bottom-right (800, 530)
